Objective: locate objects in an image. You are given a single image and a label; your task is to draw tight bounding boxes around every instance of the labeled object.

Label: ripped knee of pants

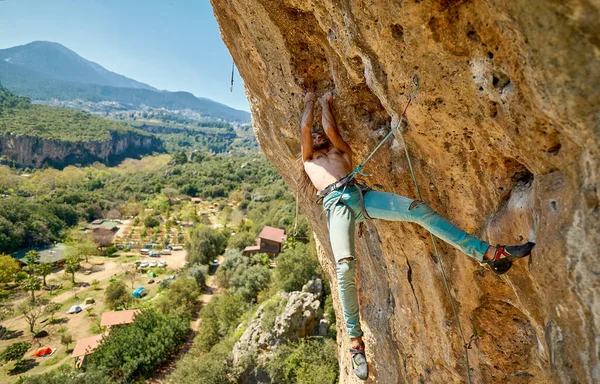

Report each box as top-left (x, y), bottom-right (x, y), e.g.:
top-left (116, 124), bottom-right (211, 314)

top-left (336, 257), bottom-right (356, 287)
top-left (409, 200), bottom-right (425, 210)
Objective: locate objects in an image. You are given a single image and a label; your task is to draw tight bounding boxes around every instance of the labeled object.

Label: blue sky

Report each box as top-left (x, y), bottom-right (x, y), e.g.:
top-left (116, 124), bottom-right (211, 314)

top-left (0, 0), bottom-right (250, 111)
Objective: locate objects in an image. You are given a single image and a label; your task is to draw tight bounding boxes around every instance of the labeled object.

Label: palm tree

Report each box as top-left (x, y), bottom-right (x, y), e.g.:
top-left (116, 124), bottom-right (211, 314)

top-left (37, 263), bottom-right (53, 286)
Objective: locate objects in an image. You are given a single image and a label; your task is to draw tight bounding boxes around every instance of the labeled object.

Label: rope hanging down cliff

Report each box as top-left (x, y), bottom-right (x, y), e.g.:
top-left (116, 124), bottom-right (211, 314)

top-left (347, 76), bottom-right (474, 384)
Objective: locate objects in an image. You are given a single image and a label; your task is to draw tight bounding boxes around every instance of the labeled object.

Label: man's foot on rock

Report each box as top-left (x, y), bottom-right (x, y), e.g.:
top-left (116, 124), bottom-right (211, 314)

top-left (304, 91), bottom-right (317, 104)
top-left (320, 90), bottom-right (333, 106)
top-left (484, 242), bottom-right (535, 275)
top-left (350, 342), bottom-right (368, 380)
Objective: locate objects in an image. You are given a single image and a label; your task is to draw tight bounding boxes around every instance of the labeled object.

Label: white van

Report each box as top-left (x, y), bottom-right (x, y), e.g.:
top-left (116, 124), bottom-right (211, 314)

top-left (140, 249), bottom-right (149, 255)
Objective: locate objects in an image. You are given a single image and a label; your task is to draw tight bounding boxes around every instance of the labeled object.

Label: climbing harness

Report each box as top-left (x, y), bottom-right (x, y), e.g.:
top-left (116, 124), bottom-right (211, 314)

top-left (317, 76), bottom-right (474, 384)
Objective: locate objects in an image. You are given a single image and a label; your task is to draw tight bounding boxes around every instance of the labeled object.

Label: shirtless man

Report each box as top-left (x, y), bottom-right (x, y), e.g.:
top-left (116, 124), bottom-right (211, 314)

top-left (301, 91), bottom-right (535, 380)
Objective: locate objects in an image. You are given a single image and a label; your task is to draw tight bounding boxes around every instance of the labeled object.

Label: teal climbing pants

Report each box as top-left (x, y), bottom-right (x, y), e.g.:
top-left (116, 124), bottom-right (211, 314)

top-left (323, 185), bottom-right (491, 338)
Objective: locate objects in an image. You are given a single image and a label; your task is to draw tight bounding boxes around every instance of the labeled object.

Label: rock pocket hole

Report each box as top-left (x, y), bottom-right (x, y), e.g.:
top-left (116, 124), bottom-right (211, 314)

top-left (390, 24), bottom-right (404, 41)
top-left (549, 200), bottom-right (558, 212)
top-left (492, 72), bottom-right (511, 93)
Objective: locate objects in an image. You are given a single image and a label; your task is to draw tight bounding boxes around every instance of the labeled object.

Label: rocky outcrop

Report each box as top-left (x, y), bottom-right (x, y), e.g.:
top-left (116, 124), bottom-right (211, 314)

top-left (232, 278), bottom-right (324, 381)
top-left (0, 130), bottom-right (162, 168)
top-left (211, 1), bottom-right (599, 383)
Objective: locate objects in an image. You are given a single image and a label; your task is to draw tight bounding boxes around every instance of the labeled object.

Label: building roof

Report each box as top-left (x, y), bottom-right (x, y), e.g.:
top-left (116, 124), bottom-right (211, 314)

top-left (71, 334), bottom-right (105, 358)
top-left (12, 243), bottom-right (67, 265)
top-left (243, 245), bottom-right (261, 252)
top-left (258, 226), bottom-right (286, 243)
top-left (100, 309), bottom-right (140, 327)
top-left (86, 220), bottom-right (118, 231)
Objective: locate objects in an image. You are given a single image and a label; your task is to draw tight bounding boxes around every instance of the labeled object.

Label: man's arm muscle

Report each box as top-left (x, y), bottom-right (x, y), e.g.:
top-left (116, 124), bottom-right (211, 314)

top-left (301, 94), bottom-right (316, 162)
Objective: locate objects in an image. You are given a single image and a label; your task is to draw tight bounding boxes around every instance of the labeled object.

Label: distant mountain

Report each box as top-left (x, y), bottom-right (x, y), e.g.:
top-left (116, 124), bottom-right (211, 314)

top-left (0, 41), bottom-right (155, 90)
top-left (0, 42), bottom-right (251, 122)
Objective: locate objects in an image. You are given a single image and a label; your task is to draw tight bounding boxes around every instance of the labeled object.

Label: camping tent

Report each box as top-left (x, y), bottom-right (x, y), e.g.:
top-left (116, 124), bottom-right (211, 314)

top-left (147, 271), bottom-right (157, 278)
top-left (84, 297), bottom-right (95, 304)
top-left (67, 305), bottom-right (82, 314)
top-left (131, 287), bottom-right (147, 298)
top-left (33, 347), bottom-right (54, 357)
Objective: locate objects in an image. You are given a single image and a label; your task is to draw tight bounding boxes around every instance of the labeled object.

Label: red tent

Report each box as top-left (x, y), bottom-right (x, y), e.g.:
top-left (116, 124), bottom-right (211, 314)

top-left (33, 347), bottom-right (53, 357)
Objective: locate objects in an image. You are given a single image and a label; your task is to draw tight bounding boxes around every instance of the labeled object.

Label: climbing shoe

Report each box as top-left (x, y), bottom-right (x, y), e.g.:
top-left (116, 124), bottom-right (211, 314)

top-left (485, 242), bottom-right (536, 275)
top-left (350, 343), bottom-right (369, 380)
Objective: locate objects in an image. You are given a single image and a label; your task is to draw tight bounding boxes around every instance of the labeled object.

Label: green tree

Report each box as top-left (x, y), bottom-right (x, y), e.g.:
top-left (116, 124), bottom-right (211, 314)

top-left (266, 338), bottom-right (339, 384)
top-left (37, 262), bottom-right (53, 287)
top-left (275, 242), bottom-right (322, 292)
top-left (60, 334), bottom-right (74, 351)
top-left (155, 278), bottom-right (200, 319)
top-left (0, 342), bottom-right (31, 363)
top-left (187, 264), bottom-right (207, 290)
top-left (20, 275), bottom-right (41, 303)
top-left (64, 256), bottom-right (81, 284)
top-left (87, 310), bottom-right (188, 383)
top-left (0, 254), bottom-right (19, 284)
top-left (195, 293), bottom-right (246, 352)
top-left (227, 232), bottom-right (256, 251)
top-left (187, 226), bottom-right (227, 265)
top-left (144, 216), bottom-right (160, 229)
top-left (23, 250), bottom-right (40, 276)
top-left (172, 151), bottom-right (188, 165)
top-left (104, 280), bottom-right (130, 309)
top-left (229, 265), bottom-right (271, 302)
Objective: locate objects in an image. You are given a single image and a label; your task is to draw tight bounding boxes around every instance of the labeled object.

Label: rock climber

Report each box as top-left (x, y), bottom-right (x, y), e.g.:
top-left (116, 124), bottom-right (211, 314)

top-left (300, 91), bottom-right (535, 380)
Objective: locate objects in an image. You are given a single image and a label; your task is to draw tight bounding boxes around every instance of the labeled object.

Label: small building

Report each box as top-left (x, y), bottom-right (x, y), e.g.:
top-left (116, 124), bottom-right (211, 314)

top-left (243, 226), bottom-right (286, 256)
top-left (12, 243), bottom-right (67, 268)
top-left (71, 333), bottom-right (105, 367)
top-left (85, 219), bottom-right (119, 232)
top-left (100, 309), bottom-right (141, 328)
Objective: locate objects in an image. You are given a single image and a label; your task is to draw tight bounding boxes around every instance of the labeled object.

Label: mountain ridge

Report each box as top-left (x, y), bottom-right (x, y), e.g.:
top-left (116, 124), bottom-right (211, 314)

top-left (0, 41), bottom-right (250, 122)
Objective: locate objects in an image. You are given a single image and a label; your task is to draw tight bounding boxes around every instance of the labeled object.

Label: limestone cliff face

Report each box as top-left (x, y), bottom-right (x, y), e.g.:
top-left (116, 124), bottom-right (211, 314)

top-left (210, 1), bottom-right (599, 382)
top-left (0, 131), bottom-right (162, 168)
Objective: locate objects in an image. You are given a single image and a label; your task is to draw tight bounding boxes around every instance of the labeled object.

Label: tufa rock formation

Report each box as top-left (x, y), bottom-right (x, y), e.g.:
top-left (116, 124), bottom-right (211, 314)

top-left (232, 278), bottom-right (325, 382)
top-left (211, 0), bottom-right (599, 382)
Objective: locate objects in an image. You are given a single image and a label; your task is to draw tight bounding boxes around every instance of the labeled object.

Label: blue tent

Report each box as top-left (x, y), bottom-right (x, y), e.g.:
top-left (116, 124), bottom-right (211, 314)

top-left (131, 286), bottom-right (147, 298)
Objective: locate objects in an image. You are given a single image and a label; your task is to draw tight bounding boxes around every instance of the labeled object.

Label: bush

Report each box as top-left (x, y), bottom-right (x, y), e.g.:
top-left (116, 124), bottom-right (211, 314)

top-left (187, 226), bottom-right (227, 265)
top-left (0, 341), bottom-right (30, 363)
top-left (195, 294), bottom-right (247, 352)
top-left (187, 264), bottom-right (208, 289)
top-left (105, 246), bottom-right (118, 256)
top-left (144, 216), bottom-right (160, 228)
top-left (229, 265), bottom-right (271, 302)
top-left (275, 242), bottom-right (322, 292)
top-left (155, 278), bottom-right (200, 319)
top-left (266, 338), bottom-right (338, 384)
top-left (227, 232), bottom-right (256, 251)
top-left (87, 309), bottom-right (188, 383)
top-left (104, 280), bottom-right (130, 310)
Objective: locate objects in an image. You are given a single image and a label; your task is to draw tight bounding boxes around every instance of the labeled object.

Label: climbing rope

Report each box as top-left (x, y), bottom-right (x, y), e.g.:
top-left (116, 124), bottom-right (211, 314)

top-left (354, 76), bottom-right (474, 384)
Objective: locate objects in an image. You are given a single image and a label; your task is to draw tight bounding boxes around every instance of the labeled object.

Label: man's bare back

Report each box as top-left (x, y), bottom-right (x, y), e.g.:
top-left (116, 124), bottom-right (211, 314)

top-left (301, 91), bottom-right (354, 191)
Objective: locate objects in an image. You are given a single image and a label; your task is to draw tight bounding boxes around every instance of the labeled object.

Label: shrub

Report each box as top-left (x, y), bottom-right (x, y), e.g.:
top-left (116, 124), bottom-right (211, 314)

top-left (195, 294), bottom-right (247, 352)
top-left (227, 232), bottom-right (256, 251)
top-left (229, 265), bottom-right (271, 302)
top-left (155, 278), bottom-right (200, 319)
top-left (187, 264), bottom-right (207, 289)
top-left (275, 242), bottom-right (322, 292)
top-left (266, 338), bottom-right (338, 384)
top-left (144, 216), bottom-right (160, 229)
top-left (87, 309), bottom-right (188, 383)
top-left (105, 246), bottom-right (118, 256)
top-left (187, 226), bottom-right (227, 265)
top-left (0, 341), bottom-right (31, 363)
top-left (104, 280), bottom-right (130, 310)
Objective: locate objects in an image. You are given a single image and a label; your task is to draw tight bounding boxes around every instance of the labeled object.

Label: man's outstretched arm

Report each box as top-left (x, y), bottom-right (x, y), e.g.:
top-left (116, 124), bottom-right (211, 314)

top-left (301, 92), bottom-right (316, 162)
top-left (321, 92), bottom-right (353, 157)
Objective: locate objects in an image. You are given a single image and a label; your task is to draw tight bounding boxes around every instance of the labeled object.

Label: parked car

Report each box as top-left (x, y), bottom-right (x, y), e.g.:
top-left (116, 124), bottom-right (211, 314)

top-left (131, 286), bottom-right (147, 298)
top-left (149, 251), bottom-right (160, 257)
top-left (149, 261), bottom-right (158, 267)
top-left (158, 261), bottom-right (167, 268)
top-left (139, 261), bottom-right (149, 268)
top-left (160, 249), bottom-right (171, 255)
top-left (210, 259), bottom-right (219, 267)
top-left (172, 246), bottom-right (183, 251)
top-left (140, 249), bottom-right (149, 255)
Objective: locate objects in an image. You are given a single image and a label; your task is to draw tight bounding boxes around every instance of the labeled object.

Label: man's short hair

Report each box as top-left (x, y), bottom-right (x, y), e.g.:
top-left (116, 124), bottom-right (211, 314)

top-left (311, 126), bottom-right (325, 135)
